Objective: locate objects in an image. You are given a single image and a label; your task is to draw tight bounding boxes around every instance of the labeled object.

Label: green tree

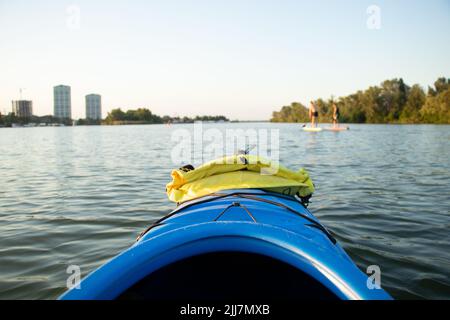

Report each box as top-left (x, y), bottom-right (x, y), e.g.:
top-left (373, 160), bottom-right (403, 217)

top-left (107, 109), bottom-right (126, 122)
top-left (271, 102), bottom-right (309, 123)
top-left (420, 87), bottom-right (450, 124)
top-left (427, 78), bottom-right (449, 97)
top-left (400, 84), bottom-right (426, 123)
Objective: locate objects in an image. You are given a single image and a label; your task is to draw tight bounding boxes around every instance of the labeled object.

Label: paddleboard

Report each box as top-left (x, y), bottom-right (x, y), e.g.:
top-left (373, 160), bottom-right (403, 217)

top-left (303, 127), bottom-right (323, 132)
top-left (323, 127), bottom-right (349, 132)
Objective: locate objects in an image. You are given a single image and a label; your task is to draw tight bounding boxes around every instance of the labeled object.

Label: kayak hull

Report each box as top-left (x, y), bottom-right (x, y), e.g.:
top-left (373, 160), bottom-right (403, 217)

top-left (59, 189), bottom-right (392, 300)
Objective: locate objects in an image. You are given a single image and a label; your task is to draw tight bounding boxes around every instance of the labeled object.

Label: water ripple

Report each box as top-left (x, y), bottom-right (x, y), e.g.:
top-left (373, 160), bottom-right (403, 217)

top-left (0, 124), bottom-right (449, 299)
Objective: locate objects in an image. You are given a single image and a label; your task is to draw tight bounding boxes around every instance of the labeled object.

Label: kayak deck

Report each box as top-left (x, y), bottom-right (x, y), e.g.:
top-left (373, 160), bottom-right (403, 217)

top-left (60, 189), bottom-right (391, 300)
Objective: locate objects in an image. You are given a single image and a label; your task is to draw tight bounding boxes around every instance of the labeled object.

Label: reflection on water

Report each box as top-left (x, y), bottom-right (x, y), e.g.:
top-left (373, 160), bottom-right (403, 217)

top-left (0, 123), bottom-right (449, 299)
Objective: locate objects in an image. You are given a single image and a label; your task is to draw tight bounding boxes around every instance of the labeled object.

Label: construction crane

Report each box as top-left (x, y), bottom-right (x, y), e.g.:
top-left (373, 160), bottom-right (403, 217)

top-left (19, 88), bottom-right (26, 100)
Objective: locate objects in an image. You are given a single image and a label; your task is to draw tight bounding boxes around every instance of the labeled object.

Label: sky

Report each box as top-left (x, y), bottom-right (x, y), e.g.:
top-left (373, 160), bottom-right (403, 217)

top-left (0, 0), bottom-right (449, 120)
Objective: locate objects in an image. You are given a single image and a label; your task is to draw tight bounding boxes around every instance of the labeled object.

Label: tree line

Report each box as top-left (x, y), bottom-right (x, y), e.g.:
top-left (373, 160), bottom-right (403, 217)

top-left (104, 108), bottom-right (229, 124)
top-left (271, 77), bottom-right (450, 124)
top-left (0, 108), bottom-right (229, 127)
top-left (0, 114), bottom-right (73, 127)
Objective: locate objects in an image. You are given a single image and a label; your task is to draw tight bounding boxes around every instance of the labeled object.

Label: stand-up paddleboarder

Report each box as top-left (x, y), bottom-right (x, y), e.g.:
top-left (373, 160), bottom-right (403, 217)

top-left (332, 103), bottom-right (340, 128)
top-left (309, 101), bottom-right (319, 128)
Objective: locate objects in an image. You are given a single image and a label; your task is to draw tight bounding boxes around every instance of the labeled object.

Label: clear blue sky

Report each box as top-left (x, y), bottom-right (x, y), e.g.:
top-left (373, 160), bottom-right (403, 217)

top-left (1, 0), bottom-right (449, 120)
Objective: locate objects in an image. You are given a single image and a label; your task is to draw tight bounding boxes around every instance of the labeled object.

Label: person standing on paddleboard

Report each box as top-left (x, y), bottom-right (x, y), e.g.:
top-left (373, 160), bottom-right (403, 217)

top-left (309, 101), bottom-right (319, 128)
top-left (332, 103), bottom-right (340, 128)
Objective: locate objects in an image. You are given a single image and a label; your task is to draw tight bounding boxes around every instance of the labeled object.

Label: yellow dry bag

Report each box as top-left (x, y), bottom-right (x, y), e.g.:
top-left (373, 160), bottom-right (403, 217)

top-left (166, 155), bottom-right (315, 204)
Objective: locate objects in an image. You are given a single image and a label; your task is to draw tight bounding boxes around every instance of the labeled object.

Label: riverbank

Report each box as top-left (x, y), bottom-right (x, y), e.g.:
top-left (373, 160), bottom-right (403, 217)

top-left (271, 77), bottom-right (450, 125)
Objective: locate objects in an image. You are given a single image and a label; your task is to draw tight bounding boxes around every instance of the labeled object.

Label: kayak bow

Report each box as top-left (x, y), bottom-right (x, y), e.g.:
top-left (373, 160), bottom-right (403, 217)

top-left (60, 187), bottom-right (391, 300)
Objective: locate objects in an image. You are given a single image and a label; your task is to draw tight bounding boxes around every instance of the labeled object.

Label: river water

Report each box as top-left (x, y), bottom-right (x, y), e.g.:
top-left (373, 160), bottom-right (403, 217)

top-left (0, 123), bottom-right (449, 299)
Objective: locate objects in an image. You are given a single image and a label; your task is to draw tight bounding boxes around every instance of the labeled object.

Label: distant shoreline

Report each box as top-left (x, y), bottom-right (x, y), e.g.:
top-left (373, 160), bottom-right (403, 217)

top-left (2, 121), bottom-right (449, 129)
top-left (271, 77), bottom-right (449, 125)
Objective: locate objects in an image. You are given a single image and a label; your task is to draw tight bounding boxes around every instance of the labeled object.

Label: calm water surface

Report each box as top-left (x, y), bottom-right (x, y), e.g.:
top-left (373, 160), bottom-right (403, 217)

top-left (0, 123), bottom-right (449, 299)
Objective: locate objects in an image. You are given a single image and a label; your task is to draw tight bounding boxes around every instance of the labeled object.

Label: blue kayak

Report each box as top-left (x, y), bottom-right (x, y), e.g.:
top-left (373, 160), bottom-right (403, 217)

top-left (60, 189), bottom-right (392, 300)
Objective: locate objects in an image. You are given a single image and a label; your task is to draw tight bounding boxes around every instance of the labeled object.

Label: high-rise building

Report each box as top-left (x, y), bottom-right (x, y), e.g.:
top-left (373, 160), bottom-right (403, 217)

top-left (12, 100), bottom-right (33, 118)
top-left (53, 85), bottom-right (72, 119)
top-left (85, 94), bottom-right (102, 120)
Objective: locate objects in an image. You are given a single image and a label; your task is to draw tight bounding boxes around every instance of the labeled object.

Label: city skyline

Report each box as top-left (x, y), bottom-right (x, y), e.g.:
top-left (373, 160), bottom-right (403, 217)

top-left (0, 0), bottom-right (449, 120)
top-left (4, 85), bottom-right (103, 120)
